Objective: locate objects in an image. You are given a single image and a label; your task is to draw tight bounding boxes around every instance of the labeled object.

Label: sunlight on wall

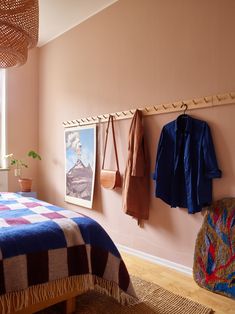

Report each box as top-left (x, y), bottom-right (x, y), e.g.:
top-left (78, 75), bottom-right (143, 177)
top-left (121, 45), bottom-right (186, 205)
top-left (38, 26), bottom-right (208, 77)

top-left (0, 70), bottom-right (6, 168)
top-left (0, 69), bottom-right (8, 191)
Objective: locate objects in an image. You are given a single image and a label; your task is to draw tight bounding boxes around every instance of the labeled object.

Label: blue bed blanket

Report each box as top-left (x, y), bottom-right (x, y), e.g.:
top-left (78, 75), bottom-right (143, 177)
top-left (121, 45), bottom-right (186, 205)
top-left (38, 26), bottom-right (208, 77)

top-left (0, 193), bottom-right (135, 307)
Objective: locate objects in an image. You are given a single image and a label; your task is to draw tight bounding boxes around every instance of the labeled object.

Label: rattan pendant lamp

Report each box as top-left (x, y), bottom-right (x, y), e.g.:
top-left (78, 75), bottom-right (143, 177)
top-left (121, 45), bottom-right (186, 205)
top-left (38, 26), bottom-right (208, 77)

top-left (0, 0), bottom-right (39, 68)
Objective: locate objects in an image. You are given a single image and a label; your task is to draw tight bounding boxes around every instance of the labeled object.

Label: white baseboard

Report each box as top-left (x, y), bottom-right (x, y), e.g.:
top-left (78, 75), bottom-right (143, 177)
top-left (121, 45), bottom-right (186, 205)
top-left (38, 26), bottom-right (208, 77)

top-left (116, 244), bottom-right (192, 276)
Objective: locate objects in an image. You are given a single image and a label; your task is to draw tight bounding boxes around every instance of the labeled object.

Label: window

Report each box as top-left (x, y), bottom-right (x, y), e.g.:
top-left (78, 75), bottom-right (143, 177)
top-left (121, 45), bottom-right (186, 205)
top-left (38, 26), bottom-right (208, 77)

top-left (0, 69), bottom-right (6, 169)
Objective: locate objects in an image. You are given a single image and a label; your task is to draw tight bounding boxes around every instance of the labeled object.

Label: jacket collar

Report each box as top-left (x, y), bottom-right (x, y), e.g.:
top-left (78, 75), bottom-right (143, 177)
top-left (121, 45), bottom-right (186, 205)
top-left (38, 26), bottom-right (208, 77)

top-left (174, 115), bottom-right (192, 133)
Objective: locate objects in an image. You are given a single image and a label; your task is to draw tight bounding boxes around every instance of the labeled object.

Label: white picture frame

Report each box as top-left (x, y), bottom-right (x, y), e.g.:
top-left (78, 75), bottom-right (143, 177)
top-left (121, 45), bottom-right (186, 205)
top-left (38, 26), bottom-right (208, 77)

top-left (64, 124), bottom-right (96, 208)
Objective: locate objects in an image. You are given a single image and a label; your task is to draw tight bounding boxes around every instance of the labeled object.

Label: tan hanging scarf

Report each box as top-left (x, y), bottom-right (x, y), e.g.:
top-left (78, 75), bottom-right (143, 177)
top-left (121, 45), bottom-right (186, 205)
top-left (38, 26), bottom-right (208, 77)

top-left (100, 115), bottom-right (122, 189)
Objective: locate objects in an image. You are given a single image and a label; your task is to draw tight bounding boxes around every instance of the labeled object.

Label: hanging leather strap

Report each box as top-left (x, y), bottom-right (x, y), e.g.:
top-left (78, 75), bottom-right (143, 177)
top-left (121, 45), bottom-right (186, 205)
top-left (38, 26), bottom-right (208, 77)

top-left (102, 115), bottom-right (120, 171)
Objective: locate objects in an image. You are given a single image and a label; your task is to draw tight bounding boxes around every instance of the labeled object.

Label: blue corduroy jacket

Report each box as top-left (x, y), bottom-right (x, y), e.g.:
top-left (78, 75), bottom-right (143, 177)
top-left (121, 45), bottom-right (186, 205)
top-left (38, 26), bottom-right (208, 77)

top-left (153, 115), bottom-right (222, 213)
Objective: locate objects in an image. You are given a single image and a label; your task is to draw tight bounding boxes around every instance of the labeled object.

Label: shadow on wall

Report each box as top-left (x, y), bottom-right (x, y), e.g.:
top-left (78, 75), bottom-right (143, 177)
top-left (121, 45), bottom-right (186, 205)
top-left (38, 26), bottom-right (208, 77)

top-left (209, 115), bottom-right (235, 200)
top-left (92, 140), bottom-right (104, 214)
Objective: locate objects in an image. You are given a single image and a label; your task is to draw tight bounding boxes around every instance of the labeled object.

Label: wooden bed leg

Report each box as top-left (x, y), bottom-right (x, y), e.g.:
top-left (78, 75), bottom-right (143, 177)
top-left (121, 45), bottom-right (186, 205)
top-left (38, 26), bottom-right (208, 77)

top-left (65, 297), bottom-right (76, 314)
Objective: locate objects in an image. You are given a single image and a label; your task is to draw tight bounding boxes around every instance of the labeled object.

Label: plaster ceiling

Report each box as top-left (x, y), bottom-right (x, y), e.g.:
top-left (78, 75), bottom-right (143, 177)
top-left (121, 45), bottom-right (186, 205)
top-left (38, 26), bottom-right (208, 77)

top-left (38, 0), bottom-right (118, 47)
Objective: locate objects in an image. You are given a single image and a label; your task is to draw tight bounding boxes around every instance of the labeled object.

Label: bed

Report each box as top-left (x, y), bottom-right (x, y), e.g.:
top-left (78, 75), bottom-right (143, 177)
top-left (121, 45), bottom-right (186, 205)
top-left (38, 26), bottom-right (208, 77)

top-left (0, 193), bottom-right (136, 314)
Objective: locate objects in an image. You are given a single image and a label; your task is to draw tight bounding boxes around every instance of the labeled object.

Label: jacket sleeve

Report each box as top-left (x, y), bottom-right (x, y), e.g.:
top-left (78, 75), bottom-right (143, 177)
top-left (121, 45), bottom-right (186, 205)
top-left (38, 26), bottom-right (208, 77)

top-left (152, 127), bottom-right (164, 181)
top-left (202, 123), bottom-right (222, 179)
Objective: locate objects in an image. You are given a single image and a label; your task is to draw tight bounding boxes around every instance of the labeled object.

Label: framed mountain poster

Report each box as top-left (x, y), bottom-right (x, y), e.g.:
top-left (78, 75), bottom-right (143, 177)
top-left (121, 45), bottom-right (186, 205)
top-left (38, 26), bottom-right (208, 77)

top-left (64, 124), bottom-right (96, 208)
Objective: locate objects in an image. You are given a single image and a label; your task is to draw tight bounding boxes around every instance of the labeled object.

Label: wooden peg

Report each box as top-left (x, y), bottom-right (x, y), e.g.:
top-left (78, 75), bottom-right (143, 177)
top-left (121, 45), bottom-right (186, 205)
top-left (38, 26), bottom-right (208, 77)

top-left (153, 106), bottom-right (158, 111)
top-left (145, 107), bottom-right (149, 112)
top-left (217, 94), bottom-right (228, 102)
top-left (171, 103), bottom-right (177, 108)
top-left (122, 111), bottom-right (127, 116)
top-left (230, 93), bottom-right (235, 99)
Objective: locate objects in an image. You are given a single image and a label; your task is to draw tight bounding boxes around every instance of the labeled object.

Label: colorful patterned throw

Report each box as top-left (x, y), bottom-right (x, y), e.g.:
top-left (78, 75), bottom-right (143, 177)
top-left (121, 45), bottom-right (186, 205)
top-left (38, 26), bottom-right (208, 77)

top-left (193, 198), bottom-right (235, 299)
top-left (0, 193), bottom-right (136, 313)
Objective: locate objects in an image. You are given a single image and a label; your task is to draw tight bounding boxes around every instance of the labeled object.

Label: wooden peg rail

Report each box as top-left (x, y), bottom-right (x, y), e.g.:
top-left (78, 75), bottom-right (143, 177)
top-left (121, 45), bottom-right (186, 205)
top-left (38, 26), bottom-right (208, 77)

top-left (63, 91), bottom-right (235, 127)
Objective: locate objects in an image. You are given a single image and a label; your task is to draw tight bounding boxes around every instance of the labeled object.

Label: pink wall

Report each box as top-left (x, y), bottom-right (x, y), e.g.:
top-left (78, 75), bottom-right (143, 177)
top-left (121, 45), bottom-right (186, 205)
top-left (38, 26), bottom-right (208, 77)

top-left (38, 0), bottom-right (235, 267)
top-left (7, 48), bottom-right (39, 192)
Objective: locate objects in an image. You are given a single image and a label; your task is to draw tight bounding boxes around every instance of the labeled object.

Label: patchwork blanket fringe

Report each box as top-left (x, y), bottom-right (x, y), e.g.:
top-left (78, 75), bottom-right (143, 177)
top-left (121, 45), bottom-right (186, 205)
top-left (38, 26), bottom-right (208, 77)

top-left (0, 274), bottom-right (137, 314)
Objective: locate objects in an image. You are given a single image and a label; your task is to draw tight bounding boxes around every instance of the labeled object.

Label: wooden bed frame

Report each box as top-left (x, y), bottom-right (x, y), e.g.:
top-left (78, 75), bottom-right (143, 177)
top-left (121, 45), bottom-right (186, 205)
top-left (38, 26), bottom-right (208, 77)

top-left (12, 293), bottom-right (76, 314)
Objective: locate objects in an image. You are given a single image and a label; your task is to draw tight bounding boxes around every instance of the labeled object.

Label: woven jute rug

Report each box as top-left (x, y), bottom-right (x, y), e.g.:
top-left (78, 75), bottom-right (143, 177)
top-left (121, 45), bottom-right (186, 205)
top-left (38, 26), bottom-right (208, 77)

top-left (41, 276), bottom-right (213, 314)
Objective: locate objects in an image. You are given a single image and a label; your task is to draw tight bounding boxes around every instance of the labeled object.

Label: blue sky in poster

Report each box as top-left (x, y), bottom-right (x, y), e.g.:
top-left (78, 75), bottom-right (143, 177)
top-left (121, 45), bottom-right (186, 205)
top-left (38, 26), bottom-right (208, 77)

top-left (66, 128), bottom-right (94, 173)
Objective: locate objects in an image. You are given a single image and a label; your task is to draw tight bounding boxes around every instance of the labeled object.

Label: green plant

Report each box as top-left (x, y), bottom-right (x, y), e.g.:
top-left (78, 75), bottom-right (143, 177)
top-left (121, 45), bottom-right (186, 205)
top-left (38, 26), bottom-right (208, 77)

top-left (5, 150), bottom-right (41, 177)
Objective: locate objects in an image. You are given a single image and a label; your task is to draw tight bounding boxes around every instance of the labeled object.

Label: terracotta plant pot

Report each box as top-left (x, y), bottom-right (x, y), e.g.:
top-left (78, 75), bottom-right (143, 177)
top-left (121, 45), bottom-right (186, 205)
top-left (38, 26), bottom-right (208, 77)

top-left (18, 178), bottom-right (32, 192)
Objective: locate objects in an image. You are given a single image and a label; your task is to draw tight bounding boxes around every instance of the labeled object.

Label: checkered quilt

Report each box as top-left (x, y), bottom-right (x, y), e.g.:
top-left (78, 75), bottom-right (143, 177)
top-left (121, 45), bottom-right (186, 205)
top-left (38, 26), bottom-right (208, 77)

top-left (0, 193), bottom-right (135, 300)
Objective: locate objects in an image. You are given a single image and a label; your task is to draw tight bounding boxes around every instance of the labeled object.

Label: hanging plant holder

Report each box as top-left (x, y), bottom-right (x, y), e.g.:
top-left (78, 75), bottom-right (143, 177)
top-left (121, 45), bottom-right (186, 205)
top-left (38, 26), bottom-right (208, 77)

top-left (0, 0), bottom-right (39, 68)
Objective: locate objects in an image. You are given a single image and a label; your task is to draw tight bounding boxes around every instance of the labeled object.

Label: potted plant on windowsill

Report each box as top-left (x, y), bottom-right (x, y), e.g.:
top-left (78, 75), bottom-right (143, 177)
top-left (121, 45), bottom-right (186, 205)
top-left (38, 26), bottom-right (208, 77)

top-left (5, 150), bottom-right (41, 192)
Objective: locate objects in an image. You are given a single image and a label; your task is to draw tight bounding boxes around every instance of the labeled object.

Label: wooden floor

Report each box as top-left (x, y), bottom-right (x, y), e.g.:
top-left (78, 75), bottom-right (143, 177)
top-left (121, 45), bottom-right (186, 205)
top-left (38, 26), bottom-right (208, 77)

top-left (121, 252), bottom-right (235, 314)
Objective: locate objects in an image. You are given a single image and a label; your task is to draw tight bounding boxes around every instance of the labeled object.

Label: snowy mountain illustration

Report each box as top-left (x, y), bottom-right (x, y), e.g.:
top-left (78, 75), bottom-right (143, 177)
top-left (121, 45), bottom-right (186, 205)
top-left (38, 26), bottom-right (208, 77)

top-left (66, 158), bottom-right (93, 200)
